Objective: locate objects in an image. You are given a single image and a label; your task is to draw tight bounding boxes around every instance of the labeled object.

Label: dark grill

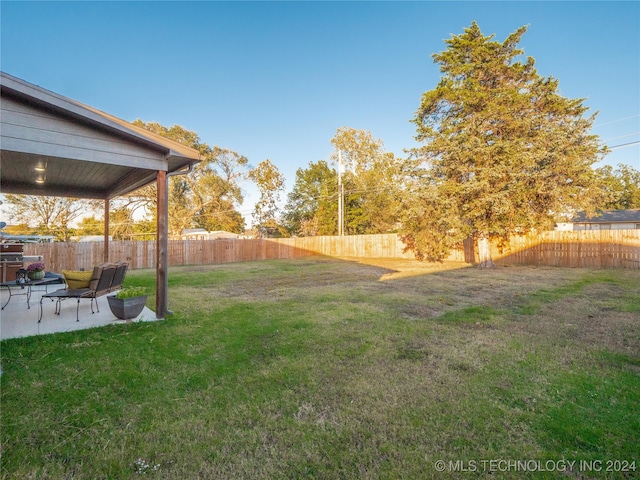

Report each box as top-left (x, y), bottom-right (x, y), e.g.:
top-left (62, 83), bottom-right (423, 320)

top-left (1, 243), bottom-right (24, 283)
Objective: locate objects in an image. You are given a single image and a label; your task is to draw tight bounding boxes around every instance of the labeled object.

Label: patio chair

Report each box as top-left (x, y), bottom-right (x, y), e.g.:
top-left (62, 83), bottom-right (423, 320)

top-left (38, 263), bottom-right (118, 322)
top-left (108, 262), bottom-right (129, 292)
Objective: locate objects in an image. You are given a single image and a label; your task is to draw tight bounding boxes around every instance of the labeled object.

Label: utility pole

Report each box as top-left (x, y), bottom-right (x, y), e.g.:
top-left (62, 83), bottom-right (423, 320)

top-left (338, 150), bottom-right (344, 236)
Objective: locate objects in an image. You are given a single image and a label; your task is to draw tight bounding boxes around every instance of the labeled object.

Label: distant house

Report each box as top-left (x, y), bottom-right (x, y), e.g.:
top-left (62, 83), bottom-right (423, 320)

top-left (75, 235), bottom-right (112, 242)
top-left (0, 228), bottom-right (55, 243)
top-left (556, 209), bottom-right (640, 231)
top-left (181, 229), bottom-right (239, 240)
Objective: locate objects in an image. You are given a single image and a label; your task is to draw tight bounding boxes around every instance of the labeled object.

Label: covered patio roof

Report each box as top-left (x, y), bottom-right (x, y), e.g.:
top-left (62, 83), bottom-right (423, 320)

top-left (1, 72), bottom-right (200, 199)
top-left (1, 71), bottom-right (202, 319)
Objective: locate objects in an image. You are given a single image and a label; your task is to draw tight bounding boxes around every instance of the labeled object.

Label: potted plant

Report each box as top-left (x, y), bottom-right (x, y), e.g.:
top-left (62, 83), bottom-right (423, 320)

top-left (107, 286), bottom-right (147, 320)
top-left (26, 262), bottom-right (45, 280)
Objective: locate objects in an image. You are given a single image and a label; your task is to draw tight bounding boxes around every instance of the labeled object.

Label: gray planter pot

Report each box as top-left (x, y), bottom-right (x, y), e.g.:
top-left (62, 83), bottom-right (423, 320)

top-left (107, 295), bottom-right (148, 320)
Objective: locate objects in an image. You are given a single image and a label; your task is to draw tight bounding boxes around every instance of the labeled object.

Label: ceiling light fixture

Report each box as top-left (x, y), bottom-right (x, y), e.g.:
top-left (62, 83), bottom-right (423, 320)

top-left (34, 161), bottom-right (47, 172)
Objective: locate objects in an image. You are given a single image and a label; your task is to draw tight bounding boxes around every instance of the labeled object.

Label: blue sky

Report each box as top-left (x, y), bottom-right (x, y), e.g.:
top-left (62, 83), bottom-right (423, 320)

top-left (2, 1), bottom-right (639, 223)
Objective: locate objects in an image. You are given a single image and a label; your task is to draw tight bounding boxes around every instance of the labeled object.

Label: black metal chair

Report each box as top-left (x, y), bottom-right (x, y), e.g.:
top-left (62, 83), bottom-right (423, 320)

top-left (109, 262), bottom-right (129, 292)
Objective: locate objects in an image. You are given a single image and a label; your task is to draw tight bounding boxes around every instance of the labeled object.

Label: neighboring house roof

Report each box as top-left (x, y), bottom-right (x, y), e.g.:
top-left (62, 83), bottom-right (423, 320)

top-left (0, 71), bottom-right (201, 199)
top-left (208, 231), bottom-right (239, 238)
top-left (75, 235), bottom-right (112, 242)
top-left (571, 209), bottom-right (640, 224)
top-left (182, 229), bottom-right (239, 239)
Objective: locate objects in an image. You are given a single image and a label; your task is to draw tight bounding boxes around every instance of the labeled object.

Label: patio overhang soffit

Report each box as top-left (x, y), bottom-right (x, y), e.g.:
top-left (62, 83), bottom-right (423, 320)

top-left (0, 72), bottom-right (201, 200)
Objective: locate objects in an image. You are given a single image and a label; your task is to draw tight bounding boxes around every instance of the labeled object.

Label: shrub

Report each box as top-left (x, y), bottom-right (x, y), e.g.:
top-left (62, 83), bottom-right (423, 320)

top-left (114, 286), bottom-right (146, 299)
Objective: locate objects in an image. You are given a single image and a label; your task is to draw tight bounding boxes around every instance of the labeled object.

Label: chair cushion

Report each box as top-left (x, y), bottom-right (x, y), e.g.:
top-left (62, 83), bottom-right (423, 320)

top-left (62, 270), bottom-right (92, 289)
top-left (88, 265), bottom-right (104, 291)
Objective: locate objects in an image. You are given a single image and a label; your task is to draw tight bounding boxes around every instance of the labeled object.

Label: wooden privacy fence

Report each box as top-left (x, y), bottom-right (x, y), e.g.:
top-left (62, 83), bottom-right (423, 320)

top-left (491, 230), bottom-right (640, 269)
top-left (23, 230), bottom-right (640, 272)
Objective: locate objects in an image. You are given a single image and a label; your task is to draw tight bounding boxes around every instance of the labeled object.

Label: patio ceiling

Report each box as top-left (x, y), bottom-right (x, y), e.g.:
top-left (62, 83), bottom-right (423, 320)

top-left (1, 151), bottom-right (160, 199)
top-left (0, 72), bottom-right (201, 199)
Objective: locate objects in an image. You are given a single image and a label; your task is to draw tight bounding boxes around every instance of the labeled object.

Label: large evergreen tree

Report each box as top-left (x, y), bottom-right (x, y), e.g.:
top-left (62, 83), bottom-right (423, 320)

top-left (403, 22), bottom-right (607, 266)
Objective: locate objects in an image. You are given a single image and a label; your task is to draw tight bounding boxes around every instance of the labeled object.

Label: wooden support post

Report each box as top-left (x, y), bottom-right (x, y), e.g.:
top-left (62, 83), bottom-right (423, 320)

top-left (104, 199), bottom-right (110, 263)
top-left (156, 170), bottom-right (169, 319)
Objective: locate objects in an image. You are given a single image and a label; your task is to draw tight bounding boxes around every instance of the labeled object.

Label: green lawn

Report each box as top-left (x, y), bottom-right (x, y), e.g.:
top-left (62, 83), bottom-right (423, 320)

top-left (2, 257), bottom-right (639, 479)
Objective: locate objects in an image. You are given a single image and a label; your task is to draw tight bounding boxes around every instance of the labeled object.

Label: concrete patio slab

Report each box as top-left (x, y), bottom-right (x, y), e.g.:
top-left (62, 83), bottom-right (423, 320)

top-left (1, 287), bottom-right (157, 340)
